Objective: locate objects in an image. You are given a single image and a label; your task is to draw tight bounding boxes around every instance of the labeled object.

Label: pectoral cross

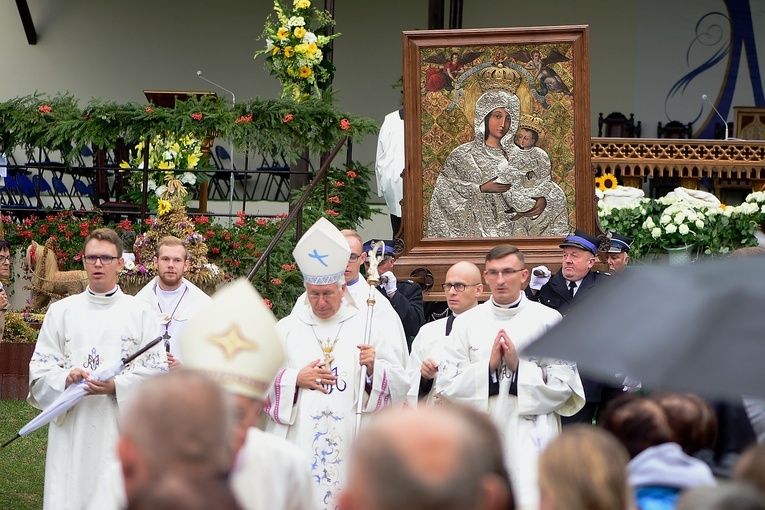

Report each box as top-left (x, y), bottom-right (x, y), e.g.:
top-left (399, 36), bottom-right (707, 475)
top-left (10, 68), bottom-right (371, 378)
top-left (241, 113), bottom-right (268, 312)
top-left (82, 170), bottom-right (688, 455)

top-left (162, 331), bottom-right (171, 352)
top-left (319, 338), bottom-right (335, 367)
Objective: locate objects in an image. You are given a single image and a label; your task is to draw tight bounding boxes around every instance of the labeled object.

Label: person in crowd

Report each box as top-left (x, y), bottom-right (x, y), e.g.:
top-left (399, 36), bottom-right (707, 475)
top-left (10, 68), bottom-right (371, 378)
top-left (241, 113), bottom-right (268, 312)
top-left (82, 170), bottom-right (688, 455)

top-left (28, 228), bottom-right (166, 510)
top-left (118, 371), bottom-right (235, 504)
top-left (407, 261), bottom-right (482, 405)
top-left (599, 395), bottom-right (717, 510)
top-left (676, 483), bottom-right (765, 510)
top-left (436, 244), bottom-right (584, 509)
top-left (652, 392), bottom-right (718, 461)
top-left (605, 232), bottom-right (633, 275)
top-left (363, 238), bottom-right (425, 344)
top-left (135, 236), bottom-right (211, 369)
top-left (265, 218), bottom-right (408, 509)
top-left (528, 229), bottom-right (619, 425)
top-left (0, 238), bottom-right (11, 340)
top-left (338, 405), bottom-right (515, 510)
top-left (734, 442), bottom-right (765, 494)
top-left (126, 473), bottom-right (242, 510)
top-left (538, 425), bottom-right (633, 510)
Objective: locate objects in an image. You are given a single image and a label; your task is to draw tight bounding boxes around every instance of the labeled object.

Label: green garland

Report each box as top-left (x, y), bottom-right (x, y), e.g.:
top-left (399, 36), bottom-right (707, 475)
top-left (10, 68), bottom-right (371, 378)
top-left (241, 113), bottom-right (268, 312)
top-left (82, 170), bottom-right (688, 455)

top-left (0, 93), bottom-right (377, 165)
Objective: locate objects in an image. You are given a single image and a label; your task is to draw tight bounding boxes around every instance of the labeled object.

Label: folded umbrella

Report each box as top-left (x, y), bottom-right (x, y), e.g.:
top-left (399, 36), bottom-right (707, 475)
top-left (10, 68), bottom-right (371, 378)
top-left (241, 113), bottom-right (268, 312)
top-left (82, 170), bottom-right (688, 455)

top-left (523, 256), bottom-right (765, 401)
top-left (2, 334), bottom-right (165, 448)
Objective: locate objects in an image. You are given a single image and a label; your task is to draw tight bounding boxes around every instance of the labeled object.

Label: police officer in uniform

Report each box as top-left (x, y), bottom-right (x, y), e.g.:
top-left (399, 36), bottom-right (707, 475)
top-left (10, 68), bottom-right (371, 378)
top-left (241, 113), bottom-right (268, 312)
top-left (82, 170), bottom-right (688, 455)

top-left (605, 233), bottom-right (633, 276)
top-left (527, 229), bottom-right (620, 424)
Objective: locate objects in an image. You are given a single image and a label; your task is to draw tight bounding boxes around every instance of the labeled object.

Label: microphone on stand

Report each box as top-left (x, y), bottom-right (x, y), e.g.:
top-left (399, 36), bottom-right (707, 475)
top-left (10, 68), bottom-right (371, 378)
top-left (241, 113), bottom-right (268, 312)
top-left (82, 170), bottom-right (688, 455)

top-left (196, 71), bottom-right (237, 224)
top-left (702, 94), bottom-right (729, 140)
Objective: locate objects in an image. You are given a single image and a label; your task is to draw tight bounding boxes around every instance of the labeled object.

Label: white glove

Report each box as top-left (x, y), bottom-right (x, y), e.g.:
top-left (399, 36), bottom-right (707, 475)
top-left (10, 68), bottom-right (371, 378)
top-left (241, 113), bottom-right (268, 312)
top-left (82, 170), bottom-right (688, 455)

top-left (381, 271), bottom-right (397, 296)
top-left (529, 265), bottom-right (551, 290)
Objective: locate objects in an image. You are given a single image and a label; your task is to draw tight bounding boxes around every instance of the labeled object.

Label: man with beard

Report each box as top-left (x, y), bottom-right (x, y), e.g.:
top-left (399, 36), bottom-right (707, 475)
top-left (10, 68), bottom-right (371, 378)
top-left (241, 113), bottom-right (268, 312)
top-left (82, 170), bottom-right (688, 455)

top-left (136, 236), bottom-right (211, 369)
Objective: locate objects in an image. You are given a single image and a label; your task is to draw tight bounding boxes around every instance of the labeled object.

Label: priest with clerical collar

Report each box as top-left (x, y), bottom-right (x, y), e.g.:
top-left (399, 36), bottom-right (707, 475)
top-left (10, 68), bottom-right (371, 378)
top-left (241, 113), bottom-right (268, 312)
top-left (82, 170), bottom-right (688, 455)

top-left (436, 244), bottom-right (584, 510)
top-left (28, 228), bottom-right (167, 510)
top-left (135, 235), bottom-right (211, 369)
top-left (265, 217), bottom-right (408, 510)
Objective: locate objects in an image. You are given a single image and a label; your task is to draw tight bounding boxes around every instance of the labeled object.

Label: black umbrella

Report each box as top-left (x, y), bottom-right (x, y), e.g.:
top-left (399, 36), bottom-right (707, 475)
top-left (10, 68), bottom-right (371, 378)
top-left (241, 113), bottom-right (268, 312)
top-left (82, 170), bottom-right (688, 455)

top-left (523, 256), bottom-right (765, 401)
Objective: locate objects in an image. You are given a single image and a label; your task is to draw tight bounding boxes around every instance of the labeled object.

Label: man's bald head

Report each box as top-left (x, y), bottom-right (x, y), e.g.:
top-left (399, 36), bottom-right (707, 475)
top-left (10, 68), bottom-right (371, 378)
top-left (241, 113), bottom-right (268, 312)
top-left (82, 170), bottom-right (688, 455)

top-left (119, 370), bottom-right (235, 502)
top-left (339, 406), bottom-right (514, 510)
top-left (444, 261), bottom-right (483, 315)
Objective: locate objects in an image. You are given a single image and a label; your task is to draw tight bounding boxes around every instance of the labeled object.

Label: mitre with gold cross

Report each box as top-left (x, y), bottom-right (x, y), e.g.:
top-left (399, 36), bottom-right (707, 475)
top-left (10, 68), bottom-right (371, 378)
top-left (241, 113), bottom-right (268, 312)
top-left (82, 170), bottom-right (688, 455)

top-left (179, 278), bottom-right (285, 400)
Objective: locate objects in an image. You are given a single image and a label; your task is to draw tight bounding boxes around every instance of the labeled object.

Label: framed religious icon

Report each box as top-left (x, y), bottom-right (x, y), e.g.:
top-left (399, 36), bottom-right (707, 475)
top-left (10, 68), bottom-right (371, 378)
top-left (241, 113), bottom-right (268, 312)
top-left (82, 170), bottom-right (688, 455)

top-left (395, 26), bottom-right (594, 300)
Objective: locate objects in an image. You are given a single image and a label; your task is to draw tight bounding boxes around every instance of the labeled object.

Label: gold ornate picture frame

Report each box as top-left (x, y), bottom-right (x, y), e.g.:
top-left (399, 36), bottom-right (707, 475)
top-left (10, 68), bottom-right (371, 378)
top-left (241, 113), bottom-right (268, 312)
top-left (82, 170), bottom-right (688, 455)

top-left (397, 26), bottom-right (593, 298)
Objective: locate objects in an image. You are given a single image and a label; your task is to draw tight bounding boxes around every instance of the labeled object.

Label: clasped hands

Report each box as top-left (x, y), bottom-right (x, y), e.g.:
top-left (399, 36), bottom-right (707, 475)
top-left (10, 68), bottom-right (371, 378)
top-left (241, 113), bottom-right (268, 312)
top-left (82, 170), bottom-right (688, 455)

top-left (66, 368), bottom-right (116, 395)
top-left (489, 329), bottom-right (519, 373)
top-left (297, 345), bottom-right (376, 394)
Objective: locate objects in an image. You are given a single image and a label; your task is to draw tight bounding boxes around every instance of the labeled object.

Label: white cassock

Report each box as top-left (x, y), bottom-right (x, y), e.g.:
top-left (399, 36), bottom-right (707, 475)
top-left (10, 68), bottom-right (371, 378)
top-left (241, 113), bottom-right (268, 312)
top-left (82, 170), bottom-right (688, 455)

top-left (293, 277), bottom-right (409, 370)
top-left (230, 427), bottom-right (318, 510)
top-left (28, 289), bottom-right (167, 510)
top-left (135, 277), bottom-right (212, 361)
top-left (406, 315), bottom-right (449, 407)
top-left (436, 295), bottom-right (585, 510)
top-left (265, 301), bottom-right (408, 510)
top-left (375, 110), bottom-right (404, 217)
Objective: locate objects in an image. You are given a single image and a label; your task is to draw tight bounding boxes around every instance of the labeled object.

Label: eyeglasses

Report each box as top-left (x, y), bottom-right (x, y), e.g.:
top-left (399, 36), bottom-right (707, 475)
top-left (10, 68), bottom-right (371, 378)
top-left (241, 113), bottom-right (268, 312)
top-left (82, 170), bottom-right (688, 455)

top-left (349, 253), bottom-right (362, 263)
top-left (83, 255), bottom-right (118, 265)
top-left (441, 283), bottom-right (480, 292)
top-left (0, 256), bottom-right (11, 264)
top-left (485, 268), bottom-right (525, 278)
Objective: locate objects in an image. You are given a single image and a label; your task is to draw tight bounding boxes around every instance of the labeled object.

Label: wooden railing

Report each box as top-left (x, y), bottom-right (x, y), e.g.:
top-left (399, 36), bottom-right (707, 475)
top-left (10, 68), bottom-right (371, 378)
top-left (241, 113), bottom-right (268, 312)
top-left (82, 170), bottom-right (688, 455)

top-left (591, 137), bottom-right (765, 191)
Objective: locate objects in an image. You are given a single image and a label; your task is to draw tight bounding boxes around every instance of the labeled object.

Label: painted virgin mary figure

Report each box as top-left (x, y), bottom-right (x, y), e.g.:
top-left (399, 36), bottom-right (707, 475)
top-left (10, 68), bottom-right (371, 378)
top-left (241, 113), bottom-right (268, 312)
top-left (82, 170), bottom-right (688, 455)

top-left (427, 87), bottom-right (521, 238)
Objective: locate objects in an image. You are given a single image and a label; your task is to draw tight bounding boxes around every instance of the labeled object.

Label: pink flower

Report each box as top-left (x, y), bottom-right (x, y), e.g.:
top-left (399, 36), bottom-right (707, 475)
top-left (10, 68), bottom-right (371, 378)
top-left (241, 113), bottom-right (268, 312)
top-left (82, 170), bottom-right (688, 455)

top-left (38, 105), bottom-right (52, 114)
top-left (271, 278), bottom-right (282, 285)
top-left (334, 181), bottom-right (345, 187)
top-left (340, 118), bottom-right (351, 130)
top-left (256, 218), bottom-right (269, 226)
top-left (328, 195), bottom-right (341, 204)
top-left (263, 298), bottom-right (273, 309)
top-left (346, 170), bottom-right (357, 179)
top-left (235, 113), bottom-right (253, 124)
top-left (191, 112), bottom-right (204, 121)
top-left (325, 209), bottom-right (339, 217)
top-left (282, 114), bottom-right (294, 123)
top-left (145, 106), bottom-right (155, 114)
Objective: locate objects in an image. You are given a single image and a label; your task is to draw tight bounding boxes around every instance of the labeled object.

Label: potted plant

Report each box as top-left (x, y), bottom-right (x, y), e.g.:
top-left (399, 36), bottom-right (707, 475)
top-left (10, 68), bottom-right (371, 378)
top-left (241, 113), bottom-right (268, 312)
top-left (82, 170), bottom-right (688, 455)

top-left (0, 311), bottom-right (41, 400)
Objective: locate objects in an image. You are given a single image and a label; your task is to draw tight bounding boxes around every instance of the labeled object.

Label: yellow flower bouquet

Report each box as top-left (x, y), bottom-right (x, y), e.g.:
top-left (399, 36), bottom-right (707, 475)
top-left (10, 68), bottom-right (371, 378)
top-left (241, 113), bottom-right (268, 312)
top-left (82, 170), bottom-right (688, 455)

top-left (254, 0), bottom-right (340, 100)
top-left (119, 133), bottom-right (209, 211)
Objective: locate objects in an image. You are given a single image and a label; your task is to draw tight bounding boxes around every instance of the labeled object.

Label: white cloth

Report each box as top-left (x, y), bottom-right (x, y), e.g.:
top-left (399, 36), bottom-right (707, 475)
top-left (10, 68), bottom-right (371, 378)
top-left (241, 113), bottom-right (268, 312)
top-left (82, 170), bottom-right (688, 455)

top-left (265, 301), bottom-right (408, 510)
top-left (292, 278), bottom-right (409, 369)
top-left (406, 316), bottom-right (449, 406)
top-left (600, 185), bottom-right (645, 208)
top-left (436, 296), bottom-right (585, 509)
top-left (375, 110), bottom-right (404, 217)
top-left (665, 187), bottom-right (721, 208)
top-left (135, 277), bottom-right (211, 361)
top-left (230, 427), bottom-right (318, 510)
top-left (28, 288), bottom-right (167, 510)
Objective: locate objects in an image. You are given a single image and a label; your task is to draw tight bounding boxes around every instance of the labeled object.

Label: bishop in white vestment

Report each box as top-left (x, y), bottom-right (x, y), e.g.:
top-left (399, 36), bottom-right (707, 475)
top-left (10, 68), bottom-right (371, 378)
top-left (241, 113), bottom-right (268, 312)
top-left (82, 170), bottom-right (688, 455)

top-left (266, 218), bottom-right (408, 510)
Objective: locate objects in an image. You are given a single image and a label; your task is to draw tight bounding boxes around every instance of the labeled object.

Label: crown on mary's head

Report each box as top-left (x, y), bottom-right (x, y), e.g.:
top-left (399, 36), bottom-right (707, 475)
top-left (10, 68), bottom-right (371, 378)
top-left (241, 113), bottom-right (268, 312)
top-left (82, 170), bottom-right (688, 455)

top-left (477, 64), bottom-right (522, 94)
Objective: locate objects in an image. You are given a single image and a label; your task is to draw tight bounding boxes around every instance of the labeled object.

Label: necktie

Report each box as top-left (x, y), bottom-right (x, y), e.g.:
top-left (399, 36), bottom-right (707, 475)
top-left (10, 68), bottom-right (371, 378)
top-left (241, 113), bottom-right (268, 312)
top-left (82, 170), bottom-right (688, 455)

top-left (445, 314), bottom-right (456, 335)
top-left (568, 280), bottom-right (577, 298)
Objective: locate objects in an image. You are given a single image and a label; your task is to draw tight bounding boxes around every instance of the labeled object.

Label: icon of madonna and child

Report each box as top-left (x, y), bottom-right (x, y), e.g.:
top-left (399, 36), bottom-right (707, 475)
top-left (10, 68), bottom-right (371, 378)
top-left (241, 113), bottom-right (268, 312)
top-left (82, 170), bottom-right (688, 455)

top-left (427, 65), bottom-right (570, 238)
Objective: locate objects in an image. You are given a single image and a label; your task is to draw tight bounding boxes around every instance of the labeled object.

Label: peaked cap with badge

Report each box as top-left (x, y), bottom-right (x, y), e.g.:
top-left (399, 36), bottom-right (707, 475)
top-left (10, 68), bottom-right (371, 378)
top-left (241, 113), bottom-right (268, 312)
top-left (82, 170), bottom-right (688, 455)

top-left (559, 229), bottom-right (602, 256)
top-left (607, 233), bottom-right (634, 253)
